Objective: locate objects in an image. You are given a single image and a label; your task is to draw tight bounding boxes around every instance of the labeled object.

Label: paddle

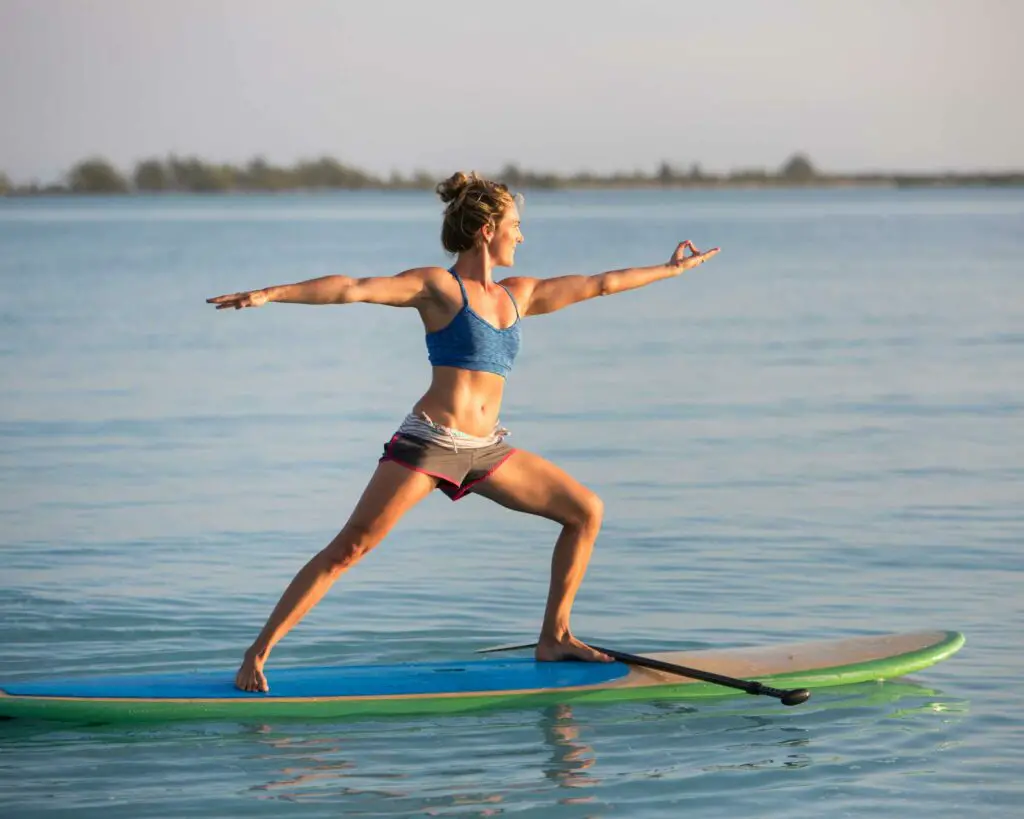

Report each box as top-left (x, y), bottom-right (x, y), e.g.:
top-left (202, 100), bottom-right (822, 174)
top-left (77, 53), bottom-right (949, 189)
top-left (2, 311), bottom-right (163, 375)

top-left (478, 641), bottom-right (811, 707)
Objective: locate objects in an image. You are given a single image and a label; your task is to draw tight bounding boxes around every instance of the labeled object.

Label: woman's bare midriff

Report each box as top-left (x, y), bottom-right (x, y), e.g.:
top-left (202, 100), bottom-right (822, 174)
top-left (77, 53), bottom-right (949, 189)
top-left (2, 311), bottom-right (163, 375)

top-left (411, 366), bottom-right (507, 436)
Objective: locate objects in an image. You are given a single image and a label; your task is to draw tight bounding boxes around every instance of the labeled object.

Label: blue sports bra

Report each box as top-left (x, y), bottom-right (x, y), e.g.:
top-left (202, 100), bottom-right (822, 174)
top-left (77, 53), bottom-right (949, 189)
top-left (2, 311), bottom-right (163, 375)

top-left (425, 269), bottom-right (522, 378)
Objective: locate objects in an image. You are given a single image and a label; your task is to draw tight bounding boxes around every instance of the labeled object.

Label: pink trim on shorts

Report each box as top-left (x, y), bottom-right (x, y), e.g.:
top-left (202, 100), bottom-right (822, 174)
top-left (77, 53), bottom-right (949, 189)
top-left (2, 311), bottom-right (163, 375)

top-left (451, 448), bottom-right (518, 501)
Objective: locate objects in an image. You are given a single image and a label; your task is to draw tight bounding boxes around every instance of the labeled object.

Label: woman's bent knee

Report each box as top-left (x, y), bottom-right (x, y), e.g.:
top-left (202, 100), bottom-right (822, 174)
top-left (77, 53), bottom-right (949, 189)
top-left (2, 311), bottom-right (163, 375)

top-left (567, 489), bottom-right (603, 531)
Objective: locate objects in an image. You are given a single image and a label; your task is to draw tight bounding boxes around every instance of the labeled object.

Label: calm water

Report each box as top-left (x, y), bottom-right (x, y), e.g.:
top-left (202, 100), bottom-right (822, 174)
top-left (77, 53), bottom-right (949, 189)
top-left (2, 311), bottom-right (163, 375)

top-left (1, 188), bottom-right (1021, 817)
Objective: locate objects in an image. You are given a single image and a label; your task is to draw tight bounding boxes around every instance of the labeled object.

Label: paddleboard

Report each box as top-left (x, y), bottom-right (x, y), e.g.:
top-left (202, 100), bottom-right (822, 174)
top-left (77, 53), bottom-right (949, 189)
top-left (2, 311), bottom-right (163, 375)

top-left (0, 630), bottom-right (963, 722)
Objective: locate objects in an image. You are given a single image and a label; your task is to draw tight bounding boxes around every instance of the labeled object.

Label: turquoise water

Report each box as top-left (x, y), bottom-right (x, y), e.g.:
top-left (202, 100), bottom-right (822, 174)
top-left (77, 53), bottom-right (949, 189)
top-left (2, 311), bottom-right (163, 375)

top-left (1, 188), bottom-right (1021, 817)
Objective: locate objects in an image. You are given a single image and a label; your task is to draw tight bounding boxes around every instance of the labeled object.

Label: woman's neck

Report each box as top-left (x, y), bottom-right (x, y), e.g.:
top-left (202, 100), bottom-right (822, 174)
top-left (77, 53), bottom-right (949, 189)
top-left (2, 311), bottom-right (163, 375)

top-left (452, 250), bottom-right (494, 284)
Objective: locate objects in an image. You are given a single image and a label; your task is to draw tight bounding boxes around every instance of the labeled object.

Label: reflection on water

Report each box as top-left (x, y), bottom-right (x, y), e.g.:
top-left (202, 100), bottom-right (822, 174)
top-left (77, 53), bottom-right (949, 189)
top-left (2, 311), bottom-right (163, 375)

top-left (212, 679), bottom-right (969, 814)
top-left (240, 705), bottom-right (607, 811)
top-left (541, 705), bottom-right (600, 802)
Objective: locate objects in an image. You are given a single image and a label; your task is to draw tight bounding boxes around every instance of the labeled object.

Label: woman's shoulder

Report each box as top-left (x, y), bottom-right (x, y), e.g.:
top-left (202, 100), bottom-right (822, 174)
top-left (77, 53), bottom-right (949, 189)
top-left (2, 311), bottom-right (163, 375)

top-left (393, 265), bottom-right (454, 291)
top-left (397, 265), bottom-right (450, 280)
top-left (497, 275), bottom-right (539, 299)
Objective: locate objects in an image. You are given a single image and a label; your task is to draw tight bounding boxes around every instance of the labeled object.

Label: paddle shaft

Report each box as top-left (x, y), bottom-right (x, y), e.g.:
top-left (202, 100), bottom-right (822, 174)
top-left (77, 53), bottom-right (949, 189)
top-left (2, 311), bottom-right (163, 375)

top-left (478, 642), bottom-right (810, 706)
top-left (588, 645), bottom-right (810, 705)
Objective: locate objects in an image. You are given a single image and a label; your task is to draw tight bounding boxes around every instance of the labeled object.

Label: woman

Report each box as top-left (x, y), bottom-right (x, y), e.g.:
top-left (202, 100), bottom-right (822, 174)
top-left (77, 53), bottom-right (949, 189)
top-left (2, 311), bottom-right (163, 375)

top-left (208, 172), bottom-right (720, 692)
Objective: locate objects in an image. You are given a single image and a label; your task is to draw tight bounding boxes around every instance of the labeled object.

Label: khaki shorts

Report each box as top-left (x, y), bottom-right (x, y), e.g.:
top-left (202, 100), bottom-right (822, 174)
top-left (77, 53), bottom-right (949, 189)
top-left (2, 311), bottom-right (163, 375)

top-left (380, 433), bottom-right (516, 500)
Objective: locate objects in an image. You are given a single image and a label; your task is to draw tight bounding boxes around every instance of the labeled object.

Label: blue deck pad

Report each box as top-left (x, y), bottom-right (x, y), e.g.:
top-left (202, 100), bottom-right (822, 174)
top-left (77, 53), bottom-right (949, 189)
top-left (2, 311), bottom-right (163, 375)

top-left (1, 658), bottom-right (631, 700)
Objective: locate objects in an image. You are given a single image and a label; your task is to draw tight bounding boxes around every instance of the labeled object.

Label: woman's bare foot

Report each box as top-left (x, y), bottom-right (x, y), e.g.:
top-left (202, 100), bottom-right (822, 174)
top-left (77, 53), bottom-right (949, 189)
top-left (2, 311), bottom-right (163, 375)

top-left (235, 650), bottom-right (269, 693)
top-left (535, 633), bottom-right (613, 663)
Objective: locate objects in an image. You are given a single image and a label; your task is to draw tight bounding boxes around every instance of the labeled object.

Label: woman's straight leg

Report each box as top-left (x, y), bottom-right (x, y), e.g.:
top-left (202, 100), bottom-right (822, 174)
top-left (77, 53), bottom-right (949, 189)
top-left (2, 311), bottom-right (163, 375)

top-left (235, 461), bottom-right (438, 691)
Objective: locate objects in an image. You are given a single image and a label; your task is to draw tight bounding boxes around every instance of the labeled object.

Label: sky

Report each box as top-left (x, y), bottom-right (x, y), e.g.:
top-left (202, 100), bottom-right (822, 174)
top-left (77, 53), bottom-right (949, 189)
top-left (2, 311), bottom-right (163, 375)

top-left (1, 0), bottom-right (1022, 184)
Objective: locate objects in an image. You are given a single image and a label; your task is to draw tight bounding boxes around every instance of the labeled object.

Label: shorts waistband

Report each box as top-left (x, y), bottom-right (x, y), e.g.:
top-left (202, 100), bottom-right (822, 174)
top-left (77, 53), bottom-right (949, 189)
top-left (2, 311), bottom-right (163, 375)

top-left (397, 412), bottom-right (509, 452)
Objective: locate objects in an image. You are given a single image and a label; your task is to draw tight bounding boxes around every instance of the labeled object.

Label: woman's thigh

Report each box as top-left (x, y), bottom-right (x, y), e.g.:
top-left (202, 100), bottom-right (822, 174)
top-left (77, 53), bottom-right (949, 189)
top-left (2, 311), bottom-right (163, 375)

top-left (340, 459), bottom-right (439, 541)
top-left (471, 449), bottom-right (602, 526)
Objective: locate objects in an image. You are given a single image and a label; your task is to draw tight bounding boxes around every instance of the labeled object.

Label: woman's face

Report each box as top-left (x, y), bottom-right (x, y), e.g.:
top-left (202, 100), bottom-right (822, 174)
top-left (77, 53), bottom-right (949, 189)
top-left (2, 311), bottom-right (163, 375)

top-left (486, 204), bottom-right (523, 267)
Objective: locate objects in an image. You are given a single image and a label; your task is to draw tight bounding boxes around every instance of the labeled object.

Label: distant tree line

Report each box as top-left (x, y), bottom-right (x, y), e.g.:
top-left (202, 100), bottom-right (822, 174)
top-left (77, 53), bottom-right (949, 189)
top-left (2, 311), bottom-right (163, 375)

top-left (2, 153), bottom-right (1022, 195)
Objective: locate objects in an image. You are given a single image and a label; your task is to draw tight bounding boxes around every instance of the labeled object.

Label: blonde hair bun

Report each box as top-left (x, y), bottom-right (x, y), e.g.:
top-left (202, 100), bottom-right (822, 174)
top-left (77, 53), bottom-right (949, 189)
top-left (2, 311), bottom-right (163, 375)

top-left (436, 171), bottom-right (517, 254)
top-left (435, 171), bottom-right (475, 205)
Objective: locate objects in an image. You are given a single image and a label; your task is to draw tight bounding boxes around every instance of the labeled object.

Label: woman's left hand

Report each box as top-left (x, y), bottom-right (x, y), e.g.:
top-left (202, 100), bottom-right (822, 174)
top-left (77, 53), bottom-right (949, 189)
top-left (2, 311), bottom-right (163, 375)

top-left (670, 240), bottom-right (720, 270)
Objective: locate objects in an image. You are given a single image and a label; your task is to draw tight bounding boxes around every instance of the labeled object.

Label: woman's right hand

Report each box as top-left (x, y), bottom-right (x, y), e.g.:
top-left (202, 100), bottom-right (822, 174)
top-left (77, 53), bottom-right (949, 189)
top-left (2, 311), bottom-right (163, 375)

top-left (670, 240), bottom-right (720, 271)
top-left (206, 289), bottom-right (271, 310)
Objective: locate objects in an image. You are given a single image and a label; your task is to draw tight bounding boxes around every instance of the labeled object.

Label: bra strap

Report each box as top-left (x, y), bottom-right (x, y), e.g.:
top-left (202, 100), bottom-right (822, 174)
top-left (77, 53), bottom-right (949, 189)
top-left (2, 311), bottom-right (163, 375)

top-left (499, 284), bottom-right (521, 319)
top-left (448, 268), bottom-right (469, 308)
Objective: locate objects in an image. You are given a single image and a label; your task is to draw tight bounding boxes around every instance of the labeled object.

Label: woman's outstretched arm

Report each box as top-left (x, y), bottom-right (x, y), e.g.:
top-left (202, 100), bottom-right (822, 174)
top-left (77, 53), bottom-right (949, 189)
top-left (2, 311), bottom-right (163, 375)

top-left (506, 241), bottom-right (719, 317)
top-left (207, 267), bottom-right (440, 310)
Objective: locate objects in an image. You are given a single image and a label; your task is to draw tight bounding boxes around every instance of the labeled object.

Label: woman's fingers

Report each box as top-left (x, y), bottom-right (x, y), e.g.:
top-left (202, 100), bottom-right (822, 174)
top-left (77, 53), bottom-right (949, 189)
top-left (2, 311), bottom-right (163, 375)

top-left (211, 297), bottom-right (243, 310)
top-left (689, 247), bottom-right (720, 266)
top-left (672, 241), bottom-right (720, 267)
top-left (206, 291), bottom-right (266, 309)
top-left (672, 243), bottom-right (721, 269)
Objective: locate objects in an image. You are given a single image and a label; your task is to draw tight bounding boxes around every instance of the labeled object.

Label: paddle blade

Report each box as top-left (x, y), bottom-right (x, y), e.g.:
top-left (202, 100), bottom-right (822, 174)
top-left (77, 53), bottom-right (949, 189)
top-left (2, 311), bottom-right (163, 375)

top-left (781, 688), bottom-right (812, 706)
